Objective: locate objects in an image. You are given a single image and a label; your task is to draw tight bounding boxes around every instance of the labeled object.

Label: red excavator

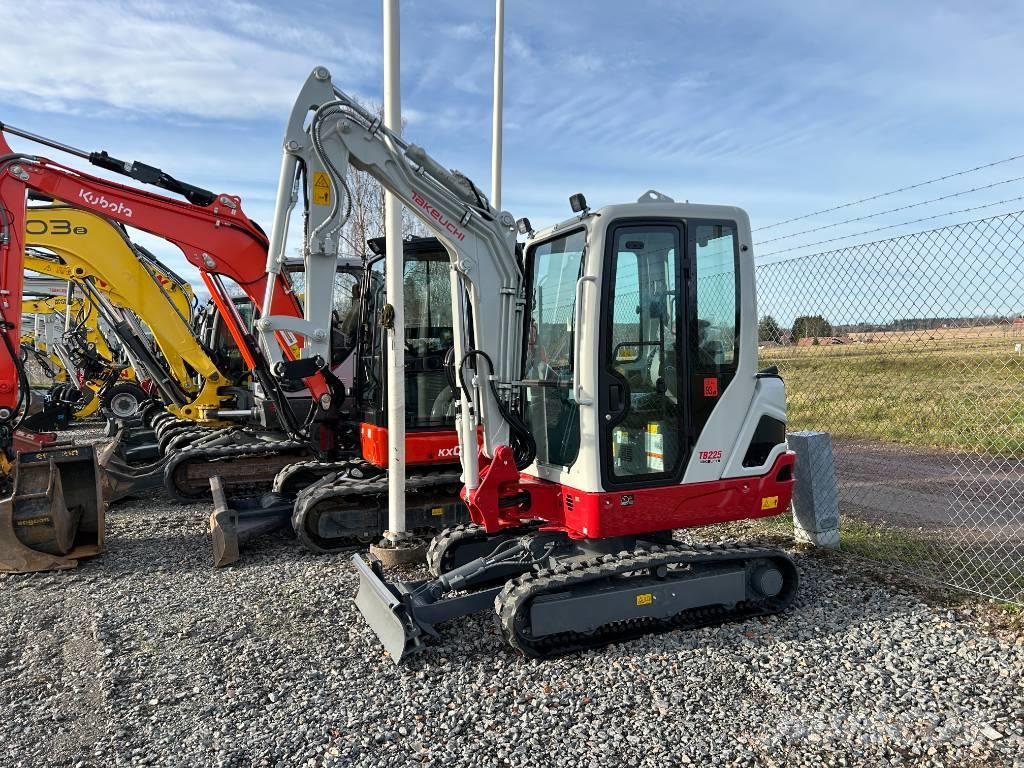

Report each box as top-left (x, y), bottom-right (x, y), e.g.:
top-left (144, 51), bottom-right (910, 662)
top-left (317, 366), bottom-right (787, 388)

top-left (0, 121), bottom-right (349, 571)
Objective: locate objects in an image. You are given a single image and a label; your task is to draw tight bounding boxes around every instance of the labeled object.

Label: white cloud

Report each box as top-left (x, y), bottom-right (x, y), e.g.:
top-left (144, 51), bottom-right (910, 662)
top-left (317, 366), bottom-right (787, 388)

top-left (0, 0), bottom-right (378, 119)
top-left (449, 22), bottom-right (488, 41)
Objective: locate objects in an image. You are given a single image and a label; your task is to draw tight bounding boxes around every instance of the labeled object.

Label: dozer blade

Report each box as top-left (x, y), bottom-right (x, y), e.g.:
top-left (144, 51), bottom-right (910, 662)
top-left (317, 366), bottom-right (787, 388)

top-left (96, 432), bottom-right (167, 504)
top-left (208, 476), bottom-right (292, 568)
top-left (352, 553), bottom-right (430, 663)
top-left (0, 445), bottom-right (105, 573)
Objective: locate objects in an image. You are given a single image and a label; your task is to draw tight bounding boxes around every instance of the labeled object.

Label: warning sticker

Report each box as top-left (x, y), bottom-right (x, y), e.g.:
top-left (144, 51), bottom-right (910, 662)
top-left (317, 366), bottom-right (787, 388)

top-left (761, 495), bottom-right (779, 511)
top-left (312, 172), bottom-right (331, 206)
top-left (636, 593), bottom-right (653, 606)
top-left (703, 377), bottom-right (719, 397)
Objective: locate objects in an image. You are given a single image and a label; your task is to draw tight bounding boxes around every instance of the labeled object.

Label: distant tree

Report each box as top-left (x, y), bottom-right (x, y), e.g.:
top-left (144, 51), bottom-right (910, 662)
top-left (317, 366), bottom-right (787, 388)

top-left (758, 315), bottom-right (781, 343)
top-left (791, 314), bottom-right (833, 343)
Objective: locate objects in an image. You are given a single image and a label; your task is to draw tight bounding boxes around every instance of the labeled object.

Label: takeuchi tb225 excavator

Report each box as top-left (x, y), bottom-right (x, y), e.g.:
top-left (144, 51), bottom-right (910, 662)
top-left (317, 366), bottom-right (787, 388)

top-left (254, 68), bottom-right (799, 660)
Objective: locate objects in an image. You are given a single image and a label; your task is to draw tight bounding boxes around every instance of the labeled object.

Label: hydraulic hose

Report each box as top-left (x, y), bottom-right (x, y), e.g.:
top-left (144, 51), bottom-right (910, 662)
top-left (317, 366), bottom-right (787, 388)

top-left (458, 349), bottom-right (536, 471)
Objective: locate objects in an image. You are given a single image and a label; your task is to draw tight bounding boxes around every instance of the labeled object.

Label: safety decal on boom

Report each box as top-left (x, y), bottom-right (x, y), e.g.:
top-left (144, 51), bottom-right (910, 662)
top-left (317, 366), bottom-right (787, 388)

top-left (312, 172), bottom-right (331, 206)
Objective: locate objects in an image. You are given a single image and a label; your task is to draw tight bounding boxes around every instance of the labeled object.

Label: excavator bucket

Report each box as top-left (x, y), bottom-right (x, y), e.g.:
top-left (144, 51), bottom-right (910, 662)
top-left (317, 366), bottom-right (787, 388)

top-left (209, 476), bottom-right (239, 567)
top-left (0, 444), bottom-right (105, 573)
top-left (96, 431), bottom-right (166, 503)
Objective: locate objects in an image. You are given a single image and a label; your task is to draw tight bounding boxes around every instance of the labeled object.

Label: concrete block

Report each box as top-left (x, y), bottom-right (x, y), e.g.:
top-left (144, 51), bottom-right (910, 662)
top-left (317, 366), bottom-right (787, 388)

top-left (787, 430), bottom-right (840, 549)
top-left (369, 538), bottom-right (428, 567)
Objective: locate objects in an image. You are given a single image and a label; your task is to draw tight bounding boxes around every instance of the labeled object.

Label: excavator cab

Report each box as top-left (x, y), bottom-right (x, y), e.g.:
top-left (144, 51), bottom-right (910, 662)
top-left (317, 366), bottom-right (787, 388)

top-left (355, 237), bottom-right (460, 466)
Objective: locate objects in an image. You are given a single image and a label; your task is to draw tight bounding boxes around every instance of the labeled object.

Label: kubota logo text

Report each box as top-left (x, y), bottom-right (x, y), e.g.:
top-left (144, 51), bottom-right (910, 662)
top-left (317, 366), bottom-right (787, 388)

top-left (78, 189), bottom-right (133, 218)
top-left (411, 190), bottom-right (465, 241)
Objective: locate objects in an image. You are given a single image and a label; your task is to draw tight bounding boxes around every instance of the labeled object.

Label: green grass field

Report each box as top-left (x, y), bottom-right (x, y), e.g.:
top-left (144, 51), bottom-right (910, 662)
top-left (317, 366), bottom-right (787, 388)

top-left (760, 336), bottom-right (1024, 453)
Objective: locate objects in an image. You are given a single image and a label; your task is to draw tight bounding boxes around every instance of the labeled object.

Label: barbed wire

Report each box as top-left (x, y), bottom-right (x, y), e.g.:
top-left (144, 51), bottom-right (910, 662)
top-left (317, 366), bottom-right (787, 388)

top-left (757, 195), bottom-right (1024, 259)
top-left (754, 175), bottom-right (1024, 246)
top-left (755, 152), bottom-right (1024, 232)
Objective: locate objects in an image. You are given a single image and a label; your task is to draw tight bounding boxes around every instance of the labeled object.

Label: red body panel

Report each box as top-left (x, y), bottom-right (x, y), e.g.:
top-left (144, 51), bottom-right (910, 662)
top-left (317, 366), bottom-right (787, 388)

top-left (0, 173), bottom-right (28, 412)
top-left (360, 423), bottom-right (461, 468)
top-left (465, 447), bottom-right (796, 540)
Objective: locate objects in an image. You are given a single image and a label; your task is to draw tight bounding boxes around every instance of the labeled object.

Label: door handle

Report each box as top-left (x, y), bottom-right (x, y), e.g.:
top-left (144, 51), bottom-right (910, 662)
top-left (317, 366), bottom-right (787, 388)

top-left (608, 382), bottom-right (624, 412)
top-left (572, 275), bottom-right (597, 406)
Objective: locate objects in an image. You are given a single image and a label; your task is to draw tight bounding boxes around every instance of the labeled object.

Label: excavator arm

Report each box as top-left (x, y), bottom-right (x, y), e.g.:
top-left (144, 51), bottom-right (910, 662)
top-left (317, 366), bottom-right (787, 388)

top-left (21, 294), bottom-right (113, 374)
top-left (263, 67), bottom-right (525, 489)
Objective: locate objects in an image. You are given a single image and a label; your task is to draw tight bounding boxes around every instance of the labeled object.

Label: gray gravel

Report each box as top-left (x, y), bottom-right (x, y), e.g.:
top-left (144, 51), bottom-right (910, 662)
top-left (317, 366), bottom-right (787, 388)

top-left (2, 423), bottom-right (1023, 767)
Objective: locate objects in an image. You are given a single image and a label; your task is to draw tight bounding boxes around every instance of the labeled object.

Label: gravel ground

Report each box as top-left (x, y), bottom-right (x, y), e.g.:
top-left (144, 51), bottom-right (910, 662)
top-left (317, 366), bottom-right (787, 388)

top-left (1, 424), bottom-right (1023, 767)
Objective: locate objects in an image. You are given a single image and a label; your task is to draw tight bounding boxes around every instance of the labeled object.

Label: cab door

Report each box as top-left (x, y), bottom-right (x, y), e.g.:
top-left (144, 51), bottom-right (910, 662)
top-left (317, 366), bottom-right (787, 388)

top-left (598, 222), bottom-right (689, 489)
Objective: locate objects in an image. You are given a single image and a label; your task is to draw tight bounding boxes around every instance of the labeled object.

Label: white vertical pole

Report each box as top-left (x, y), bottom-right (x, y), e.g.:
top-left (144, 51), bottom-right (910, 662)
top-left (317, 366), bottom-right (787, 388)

top-left (383, 0), bottom-right (407, 543)
top-left (491, 0), bottom-right (505, 210)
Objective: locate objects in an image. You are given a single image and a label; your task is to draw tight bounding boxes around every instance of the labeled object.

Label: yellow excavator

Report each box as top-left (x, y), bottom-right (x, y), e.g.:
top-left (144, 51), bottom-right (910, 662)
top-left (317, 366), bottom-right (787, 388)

top-left (19, 293), bottom-right (116, 423)
top-left (21, 205), bottom-right (241, 501)
top-left (23, 205), bottom-right (232, 423)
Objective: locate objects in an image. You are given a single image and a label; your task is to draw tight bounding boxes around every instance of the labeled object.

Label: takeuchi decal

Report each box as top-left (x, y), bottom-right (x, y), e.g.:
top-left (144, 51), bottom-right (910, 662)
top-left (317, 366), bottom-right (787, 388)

top-left (411, 190), bottom-right (465, 241)
top-left (78, 189), bottom-right (133, 218)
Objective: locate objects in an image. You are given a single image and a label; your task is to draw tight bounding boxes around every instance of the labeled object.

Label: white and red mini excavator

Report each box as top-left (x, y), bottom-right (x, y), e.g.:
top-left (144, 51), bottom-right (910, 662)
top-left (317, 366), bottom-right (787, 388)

top-left (262, 68), bottom-right (799, 660)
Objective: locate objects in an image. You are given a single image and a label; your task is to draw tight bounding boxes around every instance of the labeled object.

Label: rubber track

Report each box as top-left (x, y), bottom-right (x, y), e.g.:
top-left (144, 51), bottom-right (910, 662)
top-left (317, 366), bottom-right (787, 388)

top-left (161, 428), bottom-right (216, 455)
top-left (494, 542), bottom-right (798, 659)
top-left (291, 464), bottom-right (463, 553)
top-left (272, 458), bottom-right (356, 495)
top-left (163, 439), bottom-right (309, 502)
top-left (425, 523), bottom-right (486, 578)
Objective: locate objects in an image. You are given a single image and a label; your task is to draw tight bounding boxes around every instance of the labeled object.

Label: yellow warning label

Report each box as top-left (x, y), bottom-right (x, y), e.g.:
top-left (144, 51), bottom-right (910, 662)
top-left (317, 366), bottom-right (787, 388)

top-left (761, 495), bottom-right (779, 511)
top-left (636, 593), bottom-right (653, 606)
top-left (431, 507), bottom-right (444, 517)
top-left (312, 172), bottom-right (331, 206)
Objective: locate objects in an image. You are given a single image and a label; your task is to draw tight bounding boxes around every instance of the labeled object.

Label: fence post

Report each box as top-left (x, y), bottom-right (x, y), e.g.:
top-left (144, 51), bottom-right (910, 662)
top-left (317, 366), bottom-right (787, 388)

top-left (787, 430), bottom-right (840, 549)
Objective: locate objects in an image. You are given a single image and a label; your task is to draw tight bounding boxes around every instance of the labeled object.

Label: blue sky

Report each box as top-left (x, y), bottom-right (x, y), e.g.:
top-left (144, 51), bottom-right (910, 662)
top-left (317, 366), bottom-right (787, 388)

top-left (3, 0), bottom-right (1024, 301)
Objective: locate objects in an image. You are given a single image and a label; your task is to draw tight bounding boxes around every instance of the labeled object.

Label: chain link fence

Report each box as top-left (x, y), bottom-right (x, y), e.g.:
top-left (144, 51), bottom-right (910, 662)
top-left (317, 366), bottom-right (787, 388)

top-left (756, 210), bottom-right (1024, 605)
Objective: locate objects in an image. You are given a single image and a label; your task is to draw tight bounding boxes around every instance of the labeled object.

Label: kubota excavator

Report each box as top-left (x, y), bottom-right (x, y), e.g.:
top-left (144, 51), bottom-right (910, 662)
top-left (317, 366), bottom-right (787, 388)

top-left (0, 118), bottom-right (339, 571)
top-left (208, 235), bottom-right (470, 565)
top-left (256, 68), bottom-right (799, 660)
